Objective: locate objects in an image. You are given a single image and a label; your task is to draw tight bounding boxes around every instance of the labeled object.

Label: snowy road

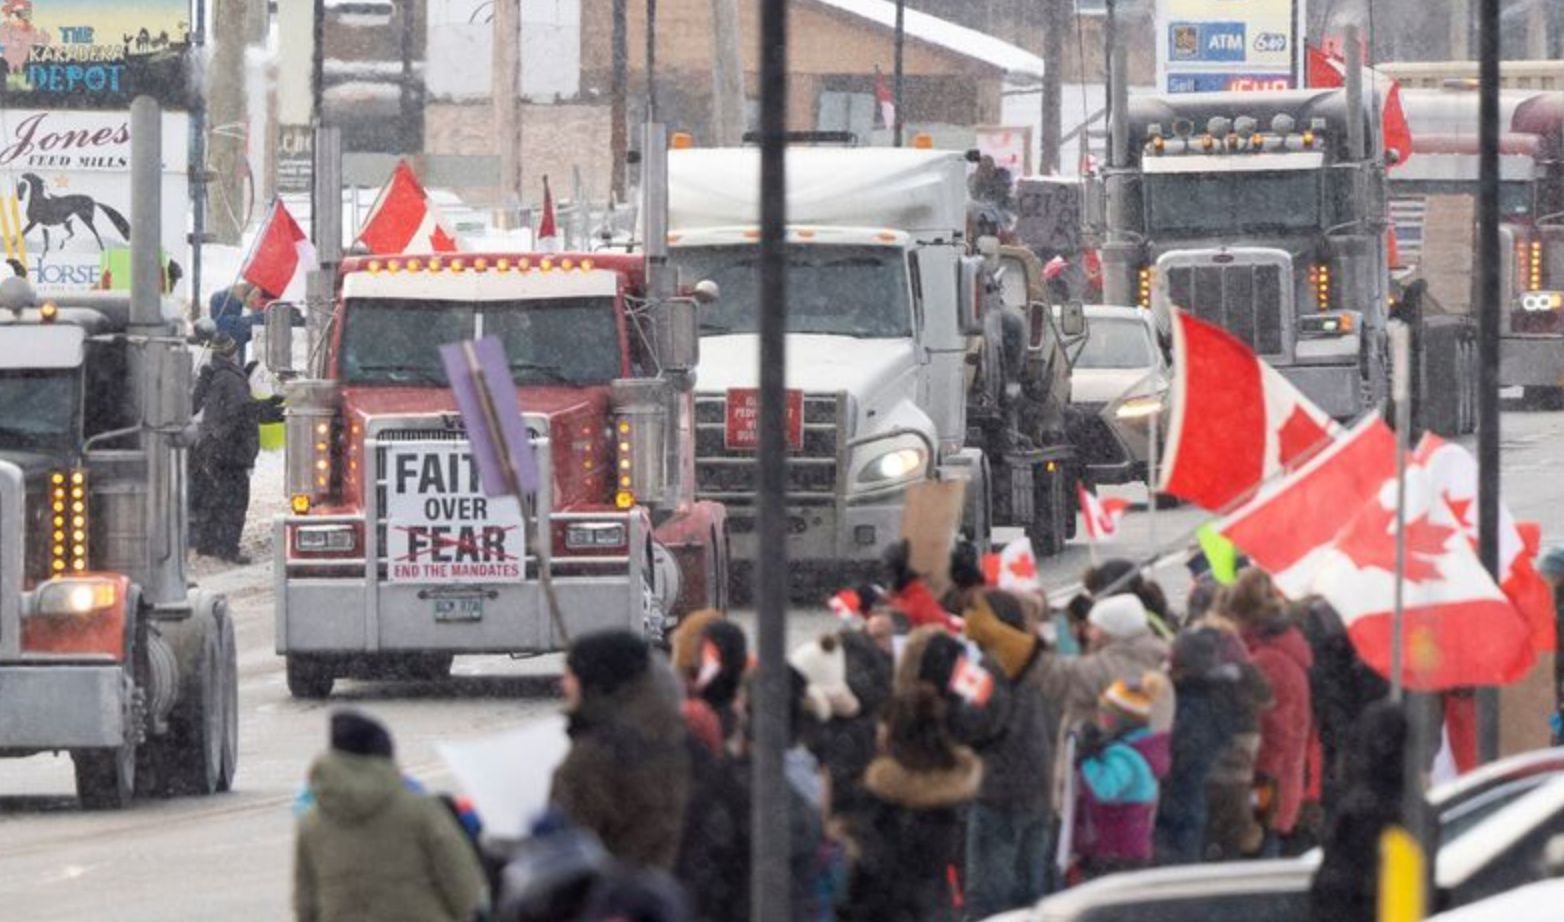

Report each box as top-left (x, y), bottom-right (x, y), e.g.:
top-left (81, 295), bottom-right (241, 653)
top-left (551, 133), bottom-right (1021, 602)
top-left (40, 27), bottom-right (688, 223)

top-left (1, 409), bottom-right (1561, 919)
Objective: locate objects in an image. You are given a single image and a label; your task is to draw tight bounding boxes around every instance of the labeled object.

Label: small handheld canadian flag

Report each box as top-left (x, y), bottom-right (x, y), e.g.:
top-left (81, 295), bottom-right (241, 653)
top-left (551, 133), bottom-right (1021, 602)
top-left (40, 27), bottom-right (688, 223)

top-left (537, 175), bottom-right (559, 252)
top-left (1078, 482), bottom-right (1130, 549)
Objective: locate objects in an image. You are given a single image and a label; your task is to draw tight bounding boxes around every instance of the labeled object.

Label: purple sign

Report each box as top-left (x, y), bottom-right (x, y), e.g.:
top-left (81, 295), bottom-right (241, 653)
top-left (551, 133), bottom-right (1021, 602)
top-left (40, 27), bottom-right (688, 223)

top-left (438, 337), bottom-right (540, 497)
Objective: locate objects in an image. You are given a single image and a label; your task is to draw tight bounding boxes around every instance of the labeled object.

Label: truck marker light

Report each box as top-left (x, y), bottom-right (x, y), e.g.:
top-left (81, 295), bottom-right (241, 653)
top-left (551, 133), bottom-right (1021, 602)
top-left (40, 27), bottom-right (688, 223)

top-left (474, 258), bottom-right (489, 271)
top-left (1250, 134), bottom-right (1264, 149)
top-left (497, 258), bottom-right (512, 271)
top-left (877, 232), bottom-right (898, 242)
top-left (1530, 241), bottom-right (1543, 290)
top-left (368, 260), bottom-right (383, 274)
top-left (408, 258), bottom-right (423, 272)
top-left (561, 258), bottom-right (575, 271)
top-left (541, 259), bottom-right (553, 272)
top-left (618, 420), bottom-right (631, 434)
top-left (39, 302), bottom-right (57, 322)
top-left (743, 229), bottom-right (762, 240)
top-left (1151, 136), bottom-right (1165, 154)
top-left (795, 229), bottom-right (816, 239)
top-left (615, 490), bottom-right (636, 509)
top-left (671, 131), bottom-right (696, 149)
top-left (911, 133), bottom-right (934, 149)
top-left (620, 458), bottom-right (632, 470)
top-left (52, 560), bottom-right (65, 572)
top-left (1301, 131), bottom-right (1315, 148)
top-left (519, 258), bottom-right (532, 271)
top-left (291, 494), bottom-right (312, 514)
top-left (1201, 135), bottom-right (1214, 152)
top-left (429, 257), bottom-right (444, 272)
top-left (620, 474), bottom-right (633, 488)
top-left (51, 472), bottom-right (65, 485)
top-left (581, 259), bottom-right (595, 271)
top-left (386, 258), bottom-right (402, 272)
top-left (449, 258), bottom-right (465, 272)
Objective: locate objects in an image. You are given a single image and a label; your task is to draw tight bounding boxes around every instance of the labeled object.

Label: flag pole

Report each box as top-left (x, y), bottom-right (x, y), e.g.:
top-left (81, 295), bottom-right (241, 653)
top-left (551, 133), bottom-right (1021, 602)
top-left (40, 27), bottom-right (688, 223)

top-left (1390, 323), bottom-right (1411, 703)
top-left (1148, 403), bottom-right (1160, 550)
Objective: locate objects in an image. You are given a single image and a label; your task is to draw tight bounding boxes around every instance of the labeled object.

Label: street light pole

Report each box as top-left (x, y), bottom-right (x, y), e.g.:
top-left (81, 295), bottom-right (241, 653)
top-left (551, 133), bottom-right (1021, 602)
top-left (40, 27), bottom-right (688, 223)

top-left (893, 0), bottom-right (905, 147)
top-left (1476, 0), bottom-right (1503, 766)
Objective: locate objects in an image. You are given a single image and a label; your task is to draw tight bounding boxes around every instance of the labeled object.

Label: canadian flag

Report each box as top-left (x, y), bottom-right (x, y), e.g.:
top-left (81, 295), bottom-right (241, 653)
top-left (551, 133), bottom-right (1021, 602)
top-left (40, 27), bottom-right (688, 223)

top-left (874, 66), bottom-right (896, 130)
top-left (357, 161), bottom-right (461, 255)
top-left (1077, 483), bottom-right (1130, 544)
top-left (536, 175), bottom-right (560, 252)
top-left (948, 656), bottom-right (995, 706)
top-left (1218, 415), bottom-right (1398, 598)
top-left (1308, 459), bottom-right (1534, 691)
top-left (1307, 43), bottom-right (1413, 167)
top-left (242, 200), bottom-right (316, 302)
top-left (983, 537), bottom-right (1039, 591)
top-left (1412, 434), bottom-right (1556, 654)
top-left (1159, 311), bottom-right (1341, 512)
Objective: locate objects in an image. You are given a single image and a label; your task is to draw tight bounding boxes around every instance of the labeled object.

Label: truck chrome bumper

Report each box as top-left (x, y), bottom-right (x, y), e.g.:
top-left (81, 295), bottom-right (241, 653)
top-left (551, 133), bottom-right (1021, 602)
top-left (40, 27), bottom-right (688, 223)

top-left (724, 499), bottom-right (903, 564)
top-left (0, 664), bottom-right (126, 750)
top-left (1500, 335), bottom-right (1564, 388)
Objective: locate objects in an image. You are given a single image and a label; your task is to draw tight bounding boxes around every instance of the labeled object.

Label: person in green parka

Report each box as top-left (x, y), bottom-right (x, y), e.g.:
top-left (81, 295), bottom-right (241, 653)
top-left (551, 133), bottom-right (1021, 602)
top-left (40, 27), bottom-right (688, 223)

top-left (293, 710), bottom-right (487, 922)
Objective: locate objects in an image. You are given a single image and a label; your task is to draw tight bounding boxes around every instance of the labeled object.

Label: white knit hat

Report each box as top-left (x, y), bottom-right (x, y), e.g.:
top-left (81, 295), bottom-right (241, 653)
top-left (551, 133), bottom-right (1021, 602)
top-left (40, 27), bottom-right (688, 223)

top-left (1088, 593), bottom-right (1150, 639)
top-left (788, 635), bottom-right (860, 721)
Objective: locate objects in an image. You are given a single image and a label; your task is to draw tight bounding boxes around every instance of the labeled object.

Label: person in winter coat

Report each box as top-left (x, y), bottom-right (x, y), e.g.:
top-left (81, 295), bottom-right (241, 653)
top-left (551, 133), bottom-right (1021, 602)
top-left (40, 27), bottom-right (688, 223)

top-left (1309, 700), bottom-right (1431, 922)
top-left (209, 283), bottom-right (267, 361)
top-left (806, 625), bottom-right (895, 818)
top-left (694, 619), bottom-right (750, 746)
top-left (1227, 568), bottom-right (1314, 853)
top-left (965, 590), bottom-right (1175, 811)
top-left (841, 684), bottom-right (984, 922)
top-left (960, 590), bottom-right (1058, 918)
top-left (1154, 622), bottom-right (1272, 864)
top-left (191, 333), bottom-right (262, 562)
top-left (1071, 677), bottom-right (1173, 879)
top-left (551, 630), bottom-right (691, 871)
top-left (293, 710), bottom-right (487, 922)
top-left (1297, 597), bottom-right (1390, 816)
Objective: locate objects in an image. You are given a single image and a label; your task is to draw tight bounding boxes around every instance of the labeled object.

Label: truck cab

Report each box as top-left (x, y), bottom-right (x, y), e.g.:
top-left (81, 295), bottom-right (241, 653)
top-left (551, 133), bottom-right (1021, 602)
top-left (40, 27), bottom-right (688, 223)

top-left (0, 289), bottom-right (238, 808)
top-left (1105, 89), bottom-right (1391, 420)
top-left (273, 253), bottom-right (727, 697)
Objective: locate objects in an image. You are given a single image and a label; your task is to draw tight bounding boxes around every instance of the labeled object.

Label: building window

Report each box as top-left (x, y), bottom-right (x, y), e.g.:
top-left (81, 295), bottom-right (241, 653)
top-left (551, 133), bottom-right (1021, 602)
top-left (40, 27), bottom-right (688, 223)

top-left (1076, 0), bottom-right (1108, 14)
top-left (817, 91), bottom-right (877, 139)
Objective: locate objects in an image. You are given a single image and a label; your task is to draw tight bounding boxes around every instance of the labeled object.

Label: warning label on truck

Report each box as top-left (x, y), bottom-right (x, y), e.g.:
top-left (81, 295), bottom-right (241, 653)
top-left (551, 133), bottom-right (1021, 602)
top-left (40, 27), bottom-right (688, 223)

top-left (384, 444), bottom-right (525, 583)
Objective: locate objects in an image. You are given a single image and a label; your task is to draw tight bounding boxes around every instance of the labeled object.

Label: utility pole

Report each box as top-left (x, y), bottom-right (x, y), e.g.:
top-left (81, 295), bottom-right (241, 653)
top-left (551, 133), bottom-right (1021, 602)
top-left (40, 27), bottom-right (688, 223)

top-left (208, 0), bottom-right (250, 245)
top-left (710, 0), bottom-right (746, 146)
top-left (754, 0), bottom-right (790, 917)
top-left (190, 0), bottom-right (209, 314)
top-left (647, 0), bottom-right (659, 122)
top-left (893, 0), bottom-right (905, 146)
top-left (1449, 0), bottom-right (1471, 59)
top-left (1476, 0), bottom-right (1502, 765)
top-left (494, 0), bottom-right (521, 224)
top-left (1040, 0), bottom-right (1065, 174)
top-left (398, 0), bottom-right (418, 154)
top-left (611, 0), bottom-right (628, 201)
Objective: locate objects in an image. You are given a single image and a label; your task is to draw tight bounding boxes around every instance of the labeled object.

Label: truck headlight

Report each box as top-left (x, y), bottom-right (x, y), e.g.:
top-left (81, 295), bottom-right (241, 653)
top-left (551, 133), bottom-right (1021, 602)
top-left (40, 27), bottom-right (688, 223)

top-left (33, 578), bottom-right (120, 617)
top-left (1520, 291), bottom-right (1563, 312)
top-left (294, 524), bottom-right (358, 553)
top-left (856, 446), bottom-right (927, 485)
top-left (1115, 395), bottom-right (1165, 420)
top-left (566, 522), bottom-right (628, 549)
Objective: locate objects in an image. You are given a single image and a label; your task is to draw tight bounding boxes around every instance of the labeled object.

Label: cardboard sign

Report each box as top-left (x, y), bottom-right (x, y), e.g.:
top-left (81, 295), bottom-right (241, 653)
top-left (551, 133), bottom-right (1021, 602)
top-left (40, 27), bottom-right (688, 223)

top-left (900, 479), bottom-right (967, 597)
top-left (724, 387), bottom-right (803, 451)
top-left (438, 337), bottom-right (539, 497)
top-left (385, 443), bottom-right (525, 583)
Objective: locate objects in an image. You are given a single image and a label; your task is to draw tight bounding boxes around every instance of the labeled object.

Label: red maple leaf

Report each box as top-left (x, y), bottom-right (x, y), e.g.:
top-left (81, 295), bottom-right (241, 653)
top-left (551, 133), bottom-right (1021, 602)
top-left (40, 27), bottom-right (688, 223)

top-left (1335, 503), bottom-right (1456, 583)
top-left (1276, 405), bottom-right (1332, 468)
top-left (1005, 552), bottom-right (1037, 583)
top-left (429, 225), bottom-right (457, 252)
top-left (1444, 492), bottom-right (1474, 533)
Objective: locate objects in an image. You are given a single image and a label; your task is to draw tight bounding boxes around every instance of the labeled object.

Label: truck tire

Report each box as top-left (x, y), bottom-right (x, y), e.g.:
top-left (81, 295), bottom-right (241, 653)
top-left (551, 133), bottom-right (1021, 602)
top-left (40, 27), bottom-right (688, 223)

top-left (1028, 463), bottom-right (1068, 557)
top-left (216, 604), bottom-right (239, 793)
top-left (286, 655), bottom-right (335, 699)
top-left (963, 456), bottom-right (994, 556)
top-left (74, 743), bottom-right (136, 810)
top-left (164, 617), bottom-right (226, 796)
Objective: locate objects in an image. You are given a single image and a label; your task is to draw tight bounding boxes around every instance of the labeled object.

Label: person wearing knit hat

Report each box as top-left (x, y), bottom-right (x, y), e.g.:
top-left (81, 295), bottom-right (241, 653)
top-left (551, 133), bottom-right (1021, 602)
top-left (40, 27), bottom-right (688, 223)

top-left (1088, 594), bottom-right (1151, 642)
top-left (1070, 674), bottom-right (1172, 879)
top-left (551, 629), bottom-right (691, 871)
top-left (789, 634), bottom-right (861, 722)
top-left (294, 710), bottom-right (487, 921)
top-left (668, 609), bottom-right (724, 684)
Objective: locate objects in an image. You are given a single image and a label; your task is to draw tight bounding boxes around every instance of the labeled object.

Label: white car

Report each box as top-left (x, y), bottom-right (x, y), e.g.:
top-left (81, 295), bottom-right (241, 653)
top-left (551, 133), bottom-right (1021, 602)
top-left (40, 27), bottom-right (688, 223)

top-left (1067, 306), bottom-right (1171, 486)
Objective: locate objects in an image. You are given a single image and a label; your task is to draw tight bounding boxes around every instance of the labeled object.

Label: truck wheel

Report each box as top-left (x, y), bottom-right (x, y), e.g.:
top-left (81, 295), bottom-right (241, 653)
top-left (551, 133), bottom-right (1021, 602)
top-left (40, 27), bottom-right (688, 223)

top-left (165, 620), bottom-right (225, 796)
top-left (74, 744), bottom-right (136, 810)
top-left (216, 604), bottom-right (239, 793)
top-left (963, 457), bottom-right (994, 556)
top-left (286, 656), bottom-right (335, 699)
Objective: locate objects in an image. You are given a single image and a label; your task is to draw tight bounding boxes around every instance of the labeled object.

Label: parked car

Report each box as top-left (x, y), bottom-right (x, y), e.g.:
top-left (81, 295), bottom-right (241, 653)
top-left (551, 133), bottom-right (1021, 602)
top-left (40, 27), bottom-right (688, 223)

top-left (985, 747), bottom-right (1564, 922)
top-left (1066, 305), bottom-right (1170, 486)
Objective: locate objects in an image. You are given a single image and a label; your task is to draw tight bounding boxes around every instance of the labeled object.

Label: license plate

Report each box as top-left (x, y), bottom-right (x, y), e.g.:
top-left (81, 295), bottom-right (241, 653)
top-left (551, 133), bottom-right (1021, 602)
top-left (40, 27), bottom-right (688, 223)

top-left (432, 597), bottom-right (484, 622)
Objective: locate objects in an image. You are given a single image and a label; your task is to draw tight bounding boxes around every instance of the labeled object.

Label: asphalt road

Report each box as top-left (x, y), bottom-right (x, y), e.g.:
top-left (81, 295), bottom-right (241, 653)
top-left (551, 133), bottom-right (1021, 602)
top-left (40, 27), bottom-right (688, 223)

top-left (2, 409), bottom-right (1561, 920)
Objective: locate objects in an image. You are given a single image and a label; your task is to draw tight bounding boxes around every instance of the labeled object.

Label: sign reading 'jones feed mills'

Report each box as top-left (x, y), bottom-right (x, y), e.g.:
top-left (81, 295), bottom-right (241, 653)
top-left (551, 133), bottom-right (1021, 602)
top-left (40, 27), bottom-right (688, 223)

top-left (0, 0), bottom-right (192, 109)
top-left (1155, 0), bottom-right (1306, 94)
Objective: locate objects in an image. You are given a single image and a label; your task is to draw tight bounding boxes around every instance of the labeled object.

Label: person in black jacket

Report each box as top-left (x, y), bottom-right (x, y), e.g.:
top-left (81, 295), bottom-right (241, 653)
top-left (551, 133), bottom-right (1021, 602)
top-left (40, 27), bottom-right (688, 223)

top-left (192, 334), bottom-right (262, 562)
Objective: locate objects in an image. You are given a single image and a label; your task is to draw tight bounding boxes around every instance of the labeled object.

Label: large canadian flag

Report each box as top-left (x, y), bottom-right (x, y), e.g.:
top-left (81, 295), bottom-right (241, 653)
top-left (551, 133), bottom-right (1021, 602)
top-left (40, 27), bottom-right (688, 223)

top-left (357, 161), bottom-right (461, 255)
top-left (1218, 415), bottom-right (1398, 598)
top-left (1413, 434), bottom-right (1556, 654)
top-left (1159, 311), bottom-right (1341, 512)
top-left (242, 200), bottom-right (316, 302)
top-left (1307, 43), bottom-right (1413, 167)
top-left (1308, 461), bottom-right (1534, 691)
top-left (1077, 483), bottom-right (1129, 544)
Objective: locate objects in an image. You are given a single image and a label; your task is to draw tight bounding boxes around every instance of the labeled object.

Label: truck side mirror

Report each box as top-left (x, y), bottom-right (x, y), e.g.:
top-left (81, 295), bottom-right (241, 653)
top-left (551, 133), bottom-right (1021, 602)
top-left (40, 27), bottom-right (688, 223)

top-left (957, 256), bottom-right (986, 336)
top-left (662, 297), bottom-right (700, 372)
top-left (265, 303), bottom-right (295, 377)
top-left (1056, 300), bottom-right (1087, 338)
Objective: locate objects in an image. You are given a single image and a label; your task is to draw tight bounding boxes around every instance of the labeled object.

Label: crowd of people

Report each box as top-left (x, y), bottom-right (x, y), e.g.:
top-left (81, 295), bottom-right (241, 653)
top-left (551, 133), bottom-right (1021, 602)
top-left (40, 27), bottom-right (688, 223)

top-left (290, 537), bottom-right (1451, 922)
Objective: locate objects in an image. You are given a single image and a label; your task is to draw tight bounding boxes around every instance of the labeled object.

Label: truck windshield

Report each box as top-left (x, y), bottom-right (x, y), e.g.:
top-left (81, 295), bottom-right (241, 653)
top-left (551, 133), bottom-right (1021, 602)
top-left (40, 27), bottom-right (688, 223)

top-left (675, 244), bottom-right (913, 338)
top-left (1145, 171), bottom-right (1320, 235)
top-left (0, 369), bottom-right (79, 449)
top-left (340, 297), bottom-right (623, 386)
top-left (1076, 318), bottom-right (1154, 370)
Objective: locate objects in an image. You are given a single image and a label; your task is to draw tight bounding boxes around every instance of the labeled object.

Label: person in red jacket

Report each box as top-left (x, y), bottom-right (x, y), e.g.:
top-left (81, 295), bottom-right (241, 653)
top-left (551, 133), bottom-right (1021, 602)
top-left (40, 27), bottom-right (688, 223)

top-left (1225, 568), bottom-right (1314, 854)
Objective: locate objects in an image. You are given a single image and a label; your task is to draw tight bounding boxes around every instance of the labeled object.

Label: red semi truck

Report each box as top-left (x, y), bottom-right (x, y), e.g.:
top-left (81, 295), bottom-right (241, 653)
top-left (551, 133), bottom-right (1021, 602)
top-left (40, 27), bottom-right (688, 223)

top-left (268, 251), bottom-right (728, 697)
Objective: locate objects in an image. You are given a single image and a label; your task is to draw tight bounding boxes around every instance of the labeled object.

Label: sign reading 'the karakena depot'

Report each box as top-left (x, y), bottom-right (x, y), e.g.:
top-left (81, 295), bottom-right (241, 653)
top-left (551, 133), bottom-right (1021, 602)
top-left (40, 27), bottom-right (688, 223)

top-left (0, 0), bottom-right (192, 109)
top-left (0, 108), bottom-right (190, 293)
top-left (385, 443), bottom-right (527, 584)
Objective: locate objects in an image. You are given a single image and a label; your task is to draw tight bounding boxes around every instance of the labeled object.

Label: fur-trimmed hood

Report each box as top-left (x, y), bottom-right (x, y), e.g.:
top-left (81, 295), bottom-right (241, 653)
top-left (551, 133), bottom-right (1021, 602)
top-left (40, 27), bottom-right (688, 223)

top-left (863, 746), bottom-right (983, 810)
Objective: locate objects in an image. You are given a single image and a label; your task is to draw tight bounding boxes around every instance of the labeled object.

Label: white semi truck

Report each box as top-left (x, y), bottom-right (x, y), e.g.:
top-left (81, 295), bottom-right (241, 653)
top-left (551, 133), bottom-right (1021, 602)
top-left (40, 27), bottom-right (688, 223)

top-left (666, 145), bottom-right (1077, 576)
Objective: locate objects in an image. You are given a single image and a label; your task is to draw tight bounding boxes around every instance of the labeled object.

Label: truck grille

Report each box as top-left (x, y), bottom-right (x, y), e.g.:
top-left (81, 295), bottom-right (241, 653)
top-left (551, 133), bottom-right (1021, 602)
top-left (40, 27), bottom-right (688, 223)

top-left (693, 393), bottom-right (844, 505)
top-left (1164, 263), bottom-right (1286, 356)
